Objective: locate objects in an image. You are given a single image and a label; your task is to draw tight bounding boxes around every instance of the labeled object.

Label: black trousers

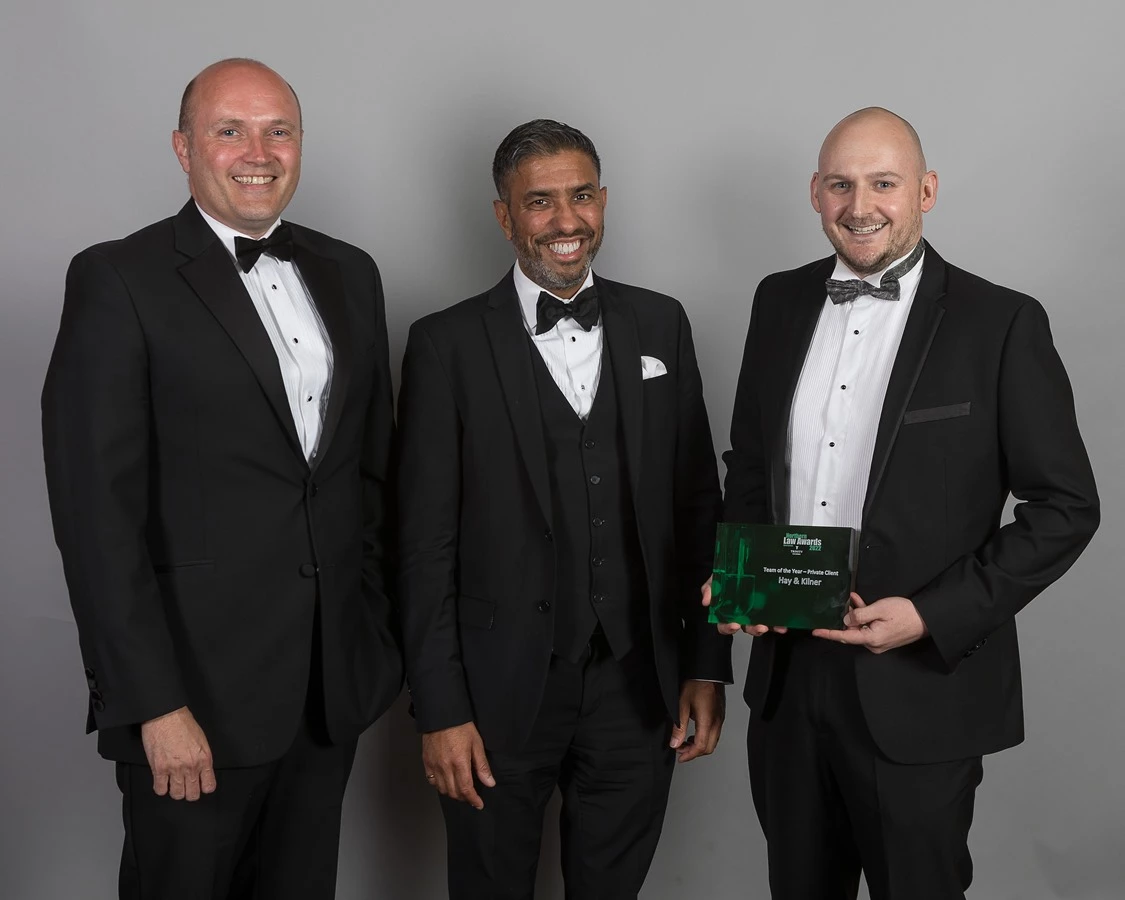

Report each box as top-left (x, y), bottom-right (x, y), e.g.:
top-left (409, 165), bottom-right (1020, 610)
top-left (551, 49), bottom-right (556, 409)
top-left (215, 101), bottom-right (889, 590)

top-left (748, 633), bottom-right (983, 900)
top-left (441, 634), bottom-right (676, 900)
top-left (116, 683), bottom-right (357, 900)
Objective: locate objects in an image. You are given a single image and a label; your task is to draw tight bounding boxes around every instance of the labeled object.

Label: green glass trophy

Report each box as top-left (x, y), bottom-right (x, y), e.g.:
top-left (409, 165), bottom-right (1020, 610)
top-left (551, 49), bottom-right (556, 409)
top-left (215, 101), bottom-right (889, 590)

top-left (708, 523), bottom-right (859, 630)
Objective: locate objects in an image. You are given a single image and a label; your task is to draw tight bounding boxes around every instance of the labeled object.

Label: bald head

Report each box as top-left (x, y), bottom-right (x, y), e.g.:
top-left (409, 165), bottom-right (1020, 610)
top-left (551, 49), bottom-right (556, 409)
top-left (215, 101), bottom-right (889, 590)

top-left (810, 107), bottom-right (937, 277)
top-left (178, 58), bottom-right (301, 135)
top-left (819, 107), bottom-right (927, 180)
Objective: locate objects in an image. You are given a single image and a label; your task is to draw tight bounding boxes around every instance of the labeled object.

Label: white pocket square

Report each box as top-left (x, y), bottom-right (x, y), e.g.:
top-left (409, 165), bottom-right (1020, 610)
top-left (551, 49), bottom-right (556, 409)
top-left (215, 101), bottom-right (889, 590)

top-left (640, 356), bottom-right (667, 380)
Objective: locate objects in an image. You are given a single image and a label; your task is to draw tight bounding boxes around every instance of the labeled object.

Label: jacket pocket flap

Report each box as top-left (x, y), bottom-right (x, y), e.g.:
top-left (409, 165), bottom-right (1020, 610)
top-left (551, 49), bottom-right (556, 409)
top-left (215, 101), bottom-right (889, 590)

top-left (458, 594), bottom-right (496, 629)
top-left (903, 402), bottom-right (971, 425)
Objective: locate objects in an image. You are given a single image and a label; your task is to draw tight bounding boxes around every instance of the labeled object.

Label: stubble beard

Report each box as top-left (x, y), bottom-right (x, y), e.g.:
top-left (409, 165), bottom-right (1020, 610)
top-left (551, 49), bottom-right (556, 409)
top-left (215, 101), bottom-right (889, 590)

top-left (828, 215), bottom-right (921, 278)
top-left (514, 226), bottom-right (605, 293)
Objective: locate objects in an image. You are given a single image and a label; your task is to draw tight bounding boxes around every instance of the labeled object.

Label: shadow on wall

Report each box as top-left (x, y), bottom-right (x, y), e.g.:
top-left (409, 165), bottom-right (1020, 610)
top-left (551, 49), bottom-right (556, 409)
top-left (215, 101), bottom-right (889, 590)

top-left (1034, 836), bottom-right (1125, 900)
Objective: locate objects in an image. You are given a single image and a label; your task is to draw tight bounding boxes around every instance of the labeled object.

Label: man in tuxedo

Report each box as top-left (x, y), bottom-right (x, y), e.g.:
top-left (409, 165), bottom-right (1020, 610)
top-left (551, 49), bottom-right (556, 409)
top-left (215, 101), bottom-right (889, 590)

top-left (41, 58), bottom-right (401, 900)
top-left (397, 119), bottom-right (731, 899)
top-left (714, 107), bottom-right (1099, 898)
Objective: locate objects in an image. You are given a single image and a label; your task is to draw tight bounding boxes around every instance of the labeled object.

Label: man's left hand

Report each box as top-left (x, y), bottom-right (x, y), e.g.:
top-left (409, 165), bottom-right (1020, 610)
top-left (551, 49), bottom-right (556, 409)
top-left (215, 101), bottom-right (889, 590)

top-left (670, 680), bottom-right (725, 763)
top-left (811, 592), bottom-right (928, 653)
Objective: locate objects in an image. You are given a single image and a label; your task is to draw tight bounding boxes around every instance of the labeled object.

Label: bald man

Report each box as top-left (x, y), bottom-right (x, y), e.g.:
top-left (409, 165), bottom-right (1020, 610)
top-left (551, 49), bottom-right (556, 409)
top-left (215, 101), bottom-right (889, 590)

top-left (42, 58), bottom-right (402, 900)
top-left (714, 108), bottom-right (1098, 898)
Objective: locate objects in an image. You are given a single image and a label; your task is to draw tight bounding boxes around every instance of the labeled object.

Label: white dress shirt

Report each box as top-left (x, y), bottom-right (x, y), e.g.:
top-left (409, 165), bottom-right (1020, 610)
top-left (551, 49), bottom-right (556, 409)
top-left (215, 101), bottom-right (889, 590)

top-left (197, 205), bottom-right (334, 461)
top-left (787, 247), bottom-right (925, 529)
top-left (514, 263), bottom-right (600, 419)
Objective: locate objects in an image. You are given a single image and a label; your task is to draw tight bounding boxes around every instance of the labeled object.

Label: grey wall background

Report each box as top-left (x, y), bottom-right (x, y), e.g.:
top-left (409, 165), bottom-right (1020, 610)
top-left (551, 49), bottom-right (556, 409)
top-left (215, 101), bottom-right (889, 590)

top-left (2, 1), bottom-right (1122, 897)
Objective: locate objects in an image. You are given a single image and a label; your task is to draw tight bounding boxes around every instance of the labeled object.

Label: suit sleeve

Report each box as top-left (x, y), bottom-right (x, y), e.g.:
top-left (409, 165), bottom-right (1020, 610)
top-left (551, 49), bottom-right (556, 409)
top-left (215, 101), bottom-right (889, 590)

top-left (672, 303), bottom-right (733, 683)
top-left (41, 250), bottom-right (188, 731)
top-left (359, 260), bottom-right (402, 649)
top-left (396, 322), bottom-right (474, 732)
top-left (722, 282), bottom-right (771, 525)
top-left (913, 298), bottom-right (1100, 669)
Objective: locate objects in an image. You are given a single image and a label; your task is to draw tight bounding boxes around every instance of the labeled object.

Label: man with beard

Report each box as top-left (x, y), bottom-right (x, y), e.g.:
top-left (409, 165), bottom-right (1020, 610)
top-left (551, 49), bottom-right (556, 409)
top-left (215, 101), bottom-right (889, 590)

top-left (713, 107), bottom-right (1099, 898)
top-left (397, 119), bottom-right (731, 899)
top-left (42, 59), bottom-right (401, 899)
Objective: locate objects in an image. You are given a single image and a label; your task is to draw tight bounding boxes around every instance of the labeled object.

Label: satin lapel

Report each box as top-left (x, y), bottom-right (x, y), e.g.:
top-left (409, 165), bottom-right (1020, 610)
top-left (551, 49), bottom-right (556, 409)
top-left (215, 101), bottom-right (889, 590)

top-left (484, 273), bottom-right (552, 526)
top-left (291, 230), bottom-right (351, 472)
top-left (861, 246), bottom-right (947, 523)
top-left (768, 260), bottom-right (833, 524)
top-left (174, 204), bottom-right (304, 461)
top-left (598, 278), bottom-right (643, 499)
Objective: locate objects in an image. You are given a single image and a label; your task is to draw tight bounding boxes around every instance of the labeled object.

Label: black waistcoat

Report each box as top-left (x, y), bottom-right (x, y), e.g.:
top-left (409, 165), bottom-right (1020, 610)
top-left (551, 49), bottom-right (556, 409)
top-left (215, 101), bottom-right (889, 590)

top-left (529, 337), bottom-right (648, 663)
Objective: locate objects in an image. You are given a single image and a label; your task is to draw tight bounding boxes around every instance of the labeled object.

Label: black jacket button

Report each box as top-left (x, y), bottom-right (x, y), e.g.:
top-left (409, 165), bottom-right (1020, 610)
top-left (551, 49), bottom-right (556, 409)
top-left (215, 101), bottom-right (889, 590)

top-left (299, 563), bottom-right (317, 577)
top-left (92, 699), bottom-right (105, 713)
top-left (537, 600), bottom-right (551, 613)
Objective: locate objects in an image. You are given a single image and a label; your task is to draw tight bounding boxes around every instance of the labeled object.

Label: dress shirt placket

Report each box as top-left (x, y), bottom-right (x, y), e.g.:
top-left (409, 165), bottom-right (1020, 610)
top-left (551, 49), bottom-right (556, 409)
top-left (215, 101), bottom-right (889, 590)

top-left (810, 297), bottom-right (880, 526)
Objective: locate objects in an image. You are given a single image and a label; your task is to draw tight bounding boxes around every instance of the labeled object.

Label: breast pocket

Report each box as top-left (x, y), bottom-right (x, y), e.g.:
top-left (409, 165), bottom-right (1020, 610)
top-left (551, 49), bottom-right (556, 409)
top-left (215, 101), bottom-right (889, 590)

top-left (902, 402), bottom-right (971, 425)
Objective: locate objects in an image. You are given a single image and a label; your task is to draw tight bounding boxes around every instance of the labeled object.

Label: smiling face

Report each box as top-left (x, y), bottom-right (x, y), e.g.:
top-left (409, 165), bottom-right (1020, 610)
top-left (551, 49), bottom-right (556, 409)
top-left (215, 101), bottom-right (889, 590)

top-left (493, 149), bottom-right (606, 298)
top-left (811, 110), bottom-right (937, 277)
top-left (172, 61), bottom-right (302, 238)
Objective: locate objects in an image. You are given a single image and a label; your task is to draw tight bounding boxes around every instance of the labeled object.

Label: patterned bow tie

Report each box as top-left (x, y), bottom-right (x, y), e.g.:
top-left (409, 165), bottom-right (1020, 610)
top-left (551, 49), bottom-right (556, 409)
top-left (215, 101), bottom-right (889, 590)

top-left (234, 223), bottom-right (294, 273)
top-left (825, 241), bottom-right (924, 305)
top-left (535, 285), bottom-right (600, 335)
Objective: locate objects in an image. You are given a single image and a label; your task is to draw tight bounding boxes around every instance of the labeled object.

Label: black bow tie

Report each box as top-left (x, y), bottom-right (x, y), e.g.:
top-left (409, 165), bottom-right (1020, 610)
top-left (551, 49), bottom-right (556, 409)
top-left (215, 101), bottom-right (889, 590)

top-left (535, 285), bottom-right (600, 335)
top-left (234, 223), bottom-right (294, 273)
top-left (825, 241), bottom-right (924, 305)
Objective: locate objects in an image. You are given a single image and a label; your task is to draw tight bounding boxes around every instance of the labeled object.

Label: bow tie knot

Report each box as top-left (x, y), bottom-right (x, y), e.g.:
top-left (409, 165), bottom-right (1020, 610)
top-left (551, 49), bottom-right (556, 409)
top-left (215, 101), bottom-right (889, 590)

top-left (825, 241), bottom-right (925, 305)
top-left (535, 285), bottom-right (600, 335)
top-left (234, 223), bottom-right (294, 273)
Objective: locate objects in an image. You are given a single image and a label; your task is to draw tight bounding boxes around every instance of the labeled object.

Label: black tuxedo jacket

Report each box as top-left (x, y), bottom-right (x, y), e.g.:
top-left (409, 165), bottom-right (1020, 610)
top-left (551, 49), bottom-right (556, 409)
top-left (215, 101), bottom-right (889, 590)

top-left (42, 201), bottom-right (403, 767)
top-left (724, 244), bottom-right (1099, 764)
top-left (397, 272), bottom-right (732, 751)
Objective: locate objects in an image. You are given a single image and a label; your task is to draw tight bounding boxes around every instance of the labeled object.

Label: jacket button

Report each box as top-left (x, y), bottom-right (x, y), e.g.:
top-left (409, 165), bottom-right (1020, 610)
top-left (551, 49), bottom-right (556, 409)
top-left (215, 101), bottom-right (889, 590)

top-left (309, 482), bottom-right (319, 497)
top-left (592, 593), bottom-right (605, 604)
top-left (89, 689), bottom-right (103, 702)
top-left (537, 600), bottom-right (551, 613)
top-left (299, 563), bottom-right (317, 577)
top-left (592, 517), bottom-right (604, 527)
top-left (589, 475), bottom-right (601, 485)
top-left (584, 440), bottom-right (595, 449)
top-left (592, 557), bottom-right (604, 567)
top-left (92, 699), bottom-right (105, 713)
top-left (544, 529), bottom-right (553, 542)
top-left (83, 666), bottom-right (95, 679)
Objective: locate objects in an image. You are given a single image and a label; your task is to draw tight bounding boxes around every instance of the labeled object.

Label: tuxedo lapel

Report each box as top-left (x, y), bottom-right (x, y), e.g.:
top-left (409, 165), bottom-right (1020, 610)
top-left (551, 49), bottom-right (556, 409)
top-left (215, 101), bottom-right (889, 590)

top-left (862, 244), bottom-right (947, 523)
top-left (484, 272), bottom-right (553, 526)
top-left (174, 202), bottom-right (305, 462)
top-left (768, 259), bottom-right (833, 524)
top-left (598, 278), bottom-right (644, 499)
top-left (290, 228), bottom-right (351, 471)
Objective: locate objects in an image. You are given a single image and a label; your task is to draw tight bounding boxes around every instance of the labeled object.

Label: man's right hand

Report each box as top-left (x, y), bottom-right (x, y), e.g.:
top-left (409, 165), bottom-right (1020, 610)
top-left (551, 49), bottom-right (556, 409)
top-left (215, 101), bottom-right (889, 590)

top-left (421, 721), bottom-right (496, 810)
top-left (140, 706), bottom-right (216, 801)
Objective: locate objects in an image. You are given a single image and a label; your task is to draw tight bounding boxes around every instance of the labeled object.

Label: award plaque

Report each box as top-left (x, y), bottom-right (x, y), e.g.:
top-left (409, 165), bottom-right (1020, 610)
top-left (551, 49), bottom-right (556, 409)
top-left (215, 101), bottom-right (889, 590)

top-left (708, 523), bottom-right (859, 629)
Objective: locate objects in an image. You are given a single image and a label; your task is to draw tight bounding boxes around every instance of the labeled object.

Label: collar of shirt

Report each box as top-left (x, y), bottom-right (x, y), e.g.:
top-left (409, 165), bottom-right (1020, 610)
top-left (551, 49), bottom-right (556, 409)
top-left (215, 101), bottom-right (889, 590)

top-left (512, 262), bottom-right (596, 337)
top-left (828, 245), bottom-right (926, 301)
top-left (195, 203), bottom-right (283, 266)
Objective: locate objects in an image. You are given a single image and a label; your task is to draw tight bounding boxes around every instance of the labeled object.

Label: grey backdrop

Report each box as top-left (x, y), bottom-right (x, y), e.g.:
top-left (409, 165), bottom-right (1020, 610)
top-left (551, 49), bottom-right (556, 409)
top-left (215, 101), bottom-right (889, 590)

top-left (2, 1), bottom-right (1122, 897)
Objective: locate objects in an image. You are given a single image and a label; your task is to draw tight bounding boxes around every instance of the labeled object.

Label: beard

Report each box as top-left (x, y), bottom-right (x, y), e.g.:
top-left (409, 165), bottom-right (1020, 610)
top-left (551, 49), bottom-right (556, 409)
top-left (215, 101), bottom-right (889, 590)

top-left (826, 215), bottom-right (921, 278)
top-left (513, 224), bottom-right (605, 293)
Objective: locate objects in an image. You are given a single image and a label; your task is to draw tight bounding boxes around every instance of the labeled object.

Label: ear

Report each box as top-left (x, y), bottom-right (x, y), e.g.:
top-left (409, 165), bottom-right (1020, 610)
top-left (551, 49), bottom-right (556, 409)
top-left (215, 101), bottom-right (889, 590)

top-left (172, 131), bottom-right (191, 175)
top-left (599, 185), bottom-right (607, 209)
top-left (493, 198), bottom-right (513, 241)
top-left (920, 170), bottom-right (938, 213)
top-left (809, 172), bottom-right (821, 213)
